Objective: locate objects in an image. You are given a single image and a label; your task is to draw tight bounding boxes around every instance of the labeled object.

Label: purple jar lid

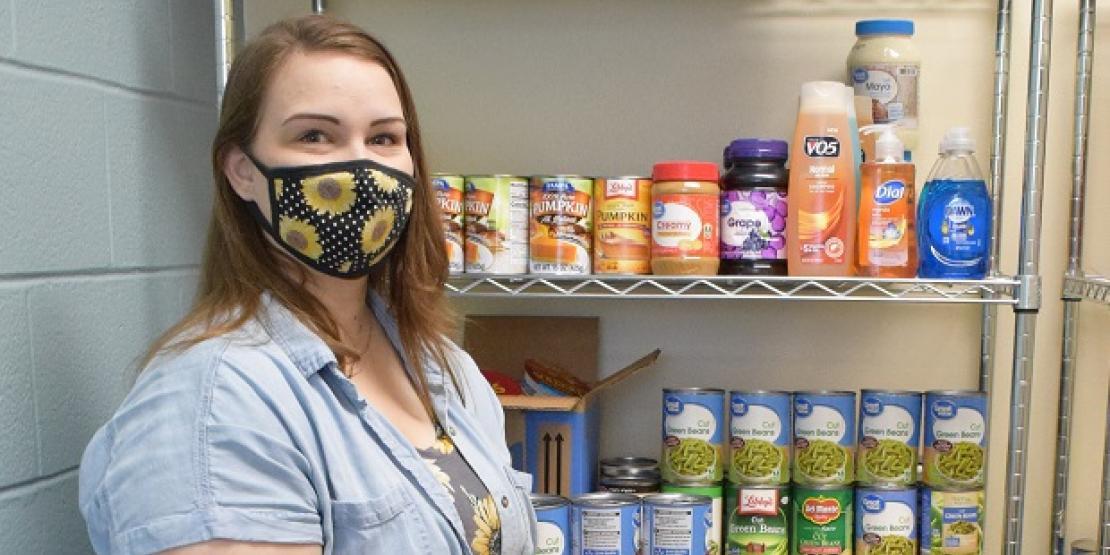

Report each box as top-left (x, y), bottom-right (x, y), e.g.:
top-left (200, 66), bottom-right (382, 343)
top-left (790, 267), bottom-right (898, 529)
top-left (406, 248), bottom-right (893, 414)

top-left (725, 138), bottom-right (788, 161)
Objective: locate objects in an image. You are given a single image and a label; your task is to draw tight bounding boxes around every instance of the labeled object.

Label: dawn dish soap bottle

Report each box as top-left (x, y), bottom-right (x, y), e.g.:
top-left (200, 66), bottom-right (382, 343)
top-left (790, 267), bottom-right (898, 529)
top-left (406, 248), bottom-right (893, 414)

top-left (917, 127), bottom-right (991, 278)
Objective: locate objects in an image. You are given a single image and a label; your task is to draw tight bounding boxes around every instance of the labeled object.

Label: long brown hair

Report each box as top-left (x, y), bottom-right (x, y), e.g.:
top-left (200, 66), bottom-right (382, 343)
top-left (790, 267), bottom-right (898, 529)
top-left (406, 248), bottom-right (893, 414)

top-left (143, 15), bottom-right (458, 415)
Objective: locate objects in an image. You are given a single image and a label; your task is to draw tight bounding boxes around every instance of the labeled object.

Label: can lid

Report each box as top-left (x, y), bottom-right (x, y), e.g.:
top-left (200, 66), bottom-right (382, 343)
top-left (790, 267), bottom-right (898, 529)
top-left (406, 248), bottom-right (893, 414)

top-left (725, 139), bottom-right (788, 162)
top-left (855, 19), bottom-right (915, 37)
top-left (652, 161), bottom-right (719, 183)
top-left (643, 493), bottom-right (712, 506)
top-left (530, 493), bottom-right (570, 509)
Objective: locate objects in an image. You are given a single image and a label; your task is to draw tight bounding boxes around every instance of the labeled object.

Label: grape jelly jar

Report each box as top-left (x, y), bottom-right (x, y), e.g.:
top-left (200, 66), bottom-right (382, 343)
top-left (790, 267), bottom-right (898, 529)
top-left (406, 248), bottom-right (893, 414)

top-left (719, 138), bottom-right (789, 276)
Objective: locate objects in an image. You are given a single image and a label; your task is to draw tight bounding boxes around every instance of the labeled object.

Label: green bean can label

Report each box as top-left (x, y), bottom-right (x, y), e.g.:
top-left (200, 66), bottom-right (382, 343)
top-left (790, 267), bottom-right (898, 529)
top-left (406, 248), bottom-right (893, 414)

top-left (663, 389), bottom-right (725, 483)
top-left (919, 488), bottom-right (983, 555)
top-left (792, 486), bottom-right (852, 555)
top-left (924, 392), bottom-right (987, 488)
top-left (857, 391), bottom-right (921, 487)
top-left (663, 483), bottom-right (724, 555)
top-left (855, 488), bottom-right (917, 555)
top-left (725, 483), bottom-right (790, 555)
top-left (794, 392), bottom-right (856, 486)
top-left (729, 391), bottom-right (792, 484)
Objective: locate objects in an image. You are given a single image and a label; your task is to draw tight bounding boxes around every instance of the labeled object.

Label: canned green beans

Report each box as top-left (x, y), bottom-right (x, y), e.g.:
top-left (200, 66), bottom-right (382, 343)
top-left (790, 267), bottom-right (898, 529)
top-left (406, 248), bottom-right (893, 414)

top-left (924, 391), bottom-right (987, 488)
top-left (725, 482), bottom-right (790, 555)
top-left (663, 389), bottom-right (726, 483)
top-left (919, 487), bottom-right (983, 555)
top-left (857, 390), bottom-right (922, 487)
top-left (532, 494), bottom-right (571, 555)
top-left (571, 492), bottom-right (642, 555)
top-left (643, 493), bottom-right (714, 555)
top-left (794, 391), bottom-right (856, 486)
top-left (662, 483), bottom-right (723, 555)
top-left (792, 485), bottom-right (852, 555)
top-left (729, 391), bottom-right (792, 485)
top-left (856, 487), bottom-right (917, 555)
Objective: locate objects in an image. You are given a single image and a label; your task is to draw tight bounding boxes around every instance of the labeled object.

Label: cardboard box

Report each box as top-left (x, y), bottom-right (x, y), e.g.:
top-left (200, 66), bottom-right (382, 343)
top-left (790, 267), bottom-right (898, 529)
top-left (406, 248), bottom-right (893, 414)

top-left (463, 315), bottom-right (659, 497)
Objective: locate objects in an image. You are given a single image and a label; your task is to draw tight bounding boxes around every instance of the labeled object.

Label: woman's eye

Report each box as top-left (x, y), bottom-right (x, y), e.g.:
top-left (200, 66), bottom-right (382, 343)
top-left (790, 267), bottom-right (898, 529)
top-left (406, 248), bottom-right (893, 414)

top-left (297, 130), bottom-right (327, 144)
top-left (370, 133), bottom-right (402, 146)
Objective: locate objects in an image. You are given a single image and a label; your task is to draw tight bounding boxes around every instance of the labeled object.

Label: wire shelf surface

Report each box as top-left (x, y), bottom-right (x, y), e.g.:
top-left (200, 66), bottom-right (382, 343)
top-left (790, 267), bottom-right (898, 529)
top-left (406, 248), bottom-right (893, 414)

top-left (446, 274), bottom-right (1019, 304)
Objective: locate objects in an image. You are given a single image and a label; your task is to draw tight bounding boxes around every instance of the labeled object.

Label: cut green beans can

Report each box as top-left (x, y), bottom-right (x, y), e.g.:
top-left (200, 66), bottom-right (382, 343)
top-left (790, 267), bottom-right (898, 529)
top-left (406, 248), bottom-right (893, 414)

top-left (919, 487), bottom-right (983, 555)
top-left (857, 390), bottom-right (921, 487)
top-left (725, 482), bottom-right (790, 555)
top-left (663, 389), bottom-right (726, 483)
top-left (794, 391), bottom-right (856, 486)
top-left (924, 391), bottom-right (987, 488)
top-left (792, 485), bottom-right (852, 555)
top-left (856, 487), bottom-right (917, 555)
top-left (729, 391), bottom-right (792, 485)
top-left (663, 482), bottom-right (724, 555)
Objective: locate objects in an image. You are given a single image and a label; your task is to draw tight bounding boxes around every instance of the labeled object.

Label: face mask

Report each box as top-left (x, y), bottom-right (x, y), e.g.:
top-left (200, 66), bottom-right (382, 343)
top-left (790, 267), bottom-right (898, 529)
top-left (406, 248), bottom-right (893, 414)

top-left (243, 151), bottom-right (415, 278)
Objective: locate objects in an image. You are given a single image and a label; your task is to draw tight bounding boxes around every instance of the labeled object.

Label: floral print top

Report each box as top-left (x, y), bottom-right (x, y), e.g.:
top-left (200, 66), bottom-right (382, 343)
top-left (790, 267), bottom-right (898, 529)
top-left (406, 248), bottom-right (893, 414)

top-left (419, 434), bottom-right (502, 555)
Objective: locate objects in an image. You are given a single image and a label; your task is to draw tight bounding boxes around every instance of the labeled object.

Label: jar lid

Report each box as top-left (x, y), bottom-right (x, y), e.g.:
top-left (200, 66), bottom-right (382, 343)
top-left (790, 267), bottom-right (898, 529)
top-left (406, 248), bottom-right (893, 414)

top-left (855, 19), bottom-right (914, 37)
top-left (652, 161), bottom-right (718, 182)
top-left (725, 139), bottom-right (788, 162)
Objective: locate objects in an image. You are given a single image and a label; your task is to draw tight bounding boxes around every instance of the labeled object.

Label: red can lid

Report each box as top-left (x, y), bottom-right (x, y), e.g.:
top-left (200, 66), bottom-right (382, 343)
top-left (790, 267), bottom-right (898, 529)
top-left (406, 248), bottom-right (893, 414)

top-left (652, 160), bottom-right (719, 183)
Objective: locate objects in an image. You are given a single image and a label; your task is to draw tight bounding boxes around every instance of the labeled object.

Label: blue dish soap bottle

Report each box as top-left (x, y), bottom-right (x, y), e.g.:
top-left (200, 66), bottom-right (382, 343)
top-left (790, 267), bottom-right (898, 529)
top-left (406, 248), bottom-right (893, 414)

top-left (917, 127), bottom-right (991, 278)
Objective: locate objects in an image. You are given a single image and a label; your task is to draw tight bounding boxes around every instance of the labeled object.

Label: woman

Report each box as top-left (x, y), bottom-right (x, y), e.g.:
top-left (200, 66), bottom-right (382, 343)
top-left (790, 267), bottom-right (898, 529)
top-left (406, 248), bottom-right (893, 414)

top-left (79, 15), bottom-right (535, 555)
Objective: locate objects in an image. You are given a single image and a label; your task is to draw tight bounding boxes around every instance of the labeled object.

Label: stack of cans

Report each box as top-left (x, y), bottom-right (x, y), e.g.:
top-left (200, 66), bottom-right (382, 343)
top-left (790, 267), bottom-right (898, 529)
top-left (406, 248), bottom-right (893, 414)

top-left (725, 391), bottom-right (793, 555)
top-left (661, 388), bottom-right (727, 555)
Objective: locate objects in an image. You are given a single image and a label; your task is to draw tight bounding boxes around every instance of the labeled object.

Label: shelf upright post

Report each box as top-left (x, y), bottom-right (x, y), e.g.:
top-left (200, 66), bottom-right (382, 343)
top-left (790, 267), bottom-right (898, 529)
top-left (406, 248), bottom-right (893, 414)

top-left (214, 0), bottom-right (243, 108)
top-left (1054, 2), bottom-right (1097, 553)
top-left (981, 0), bottom-right (1015, 394)
top-left (312, 0), bottom-right (326, 14)
top-left (1003, 0), bottom-right (1053, 553)
top-left (1101, 389), bottom-right (1110, 553)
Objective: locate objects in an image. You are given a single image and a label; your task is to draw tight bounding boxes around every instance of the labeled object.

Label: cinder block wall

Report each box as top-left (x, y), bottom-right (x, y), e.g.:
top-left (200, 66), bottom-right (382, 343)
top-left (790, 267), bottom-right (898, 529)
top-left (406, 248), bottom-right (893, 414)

top-left (0, 3), bottom-right (217, 553)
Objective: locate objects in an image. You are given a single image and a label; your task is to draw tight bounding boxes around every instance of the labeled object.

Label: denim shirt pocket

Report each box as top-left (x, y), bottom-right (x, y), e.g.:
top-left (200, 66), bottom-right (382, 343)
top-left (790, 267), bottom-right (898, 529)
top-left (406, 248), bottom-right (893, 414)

top-left (329, 484), bottom-right (430, 555)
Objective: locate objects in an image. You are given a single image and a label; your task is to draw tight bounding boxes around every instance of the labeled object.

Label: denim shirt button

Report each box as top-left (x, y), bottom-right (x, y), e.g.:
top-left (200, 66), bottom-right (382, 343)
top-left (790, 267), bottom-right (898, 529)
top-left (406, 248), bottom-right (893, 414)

top-left (448, 426), bottom-right (457, 436)
top-left (501, 495), bottom-right (510, 508)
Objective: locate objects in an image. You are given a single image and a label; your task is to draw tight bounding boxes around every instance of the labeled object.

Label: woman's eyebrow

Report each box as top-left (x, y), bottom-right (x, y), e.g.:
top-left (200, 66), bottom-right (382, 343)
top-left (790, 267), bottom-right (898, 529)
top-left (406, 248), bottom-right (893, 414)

top-left (282, 112), bottom-right (341, 125)
top-left (371, 116), bottom-right (407, 126)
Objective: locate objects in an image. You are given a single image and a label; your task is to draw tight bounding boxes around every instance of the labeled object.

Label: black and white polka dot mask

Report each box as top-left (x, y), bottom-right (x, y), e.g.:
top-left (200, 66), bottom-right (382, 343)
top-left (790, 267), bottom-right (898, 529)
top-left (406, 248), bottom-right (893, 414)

top-left (243, 152), bottom-right (414, 278)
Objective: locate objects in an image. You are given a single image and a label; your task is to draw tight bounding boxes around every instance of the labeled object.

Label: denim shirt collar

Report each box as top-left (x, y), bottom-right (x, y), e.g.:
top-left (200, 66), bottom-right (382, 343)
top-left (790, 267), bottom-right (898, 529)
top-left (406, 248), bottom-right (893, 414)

top-left (256, 290), bottom-right (451, 421)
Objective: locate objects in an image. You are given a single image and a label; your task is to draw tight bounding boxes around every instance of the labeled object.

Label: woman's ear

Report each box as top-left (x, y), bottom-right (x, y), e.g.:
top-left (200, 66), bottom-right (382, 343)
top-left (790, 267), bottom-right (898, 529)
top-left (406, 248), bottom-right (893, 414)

top-left (223, 145), bottom-right (262, 203)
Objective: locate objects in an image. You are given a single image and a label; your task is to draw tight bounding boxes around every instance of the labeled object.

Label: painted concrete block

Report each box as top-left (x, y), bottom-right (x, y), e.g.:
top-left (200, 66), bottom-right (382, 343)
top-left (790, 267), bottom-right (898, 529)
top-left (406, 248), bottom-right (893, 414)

top-left (106, 95), bottom-right (215, 268)
top-left (0, 473), bottom-right (92, 555)
top-left (0, 69), bottom-right (110, 274)
top-left (0, 286), bottom-right (38, 487)
top-left (13, 0), bottom-right (172, 93)
top-left (31, 276), bottom-right (188, 474)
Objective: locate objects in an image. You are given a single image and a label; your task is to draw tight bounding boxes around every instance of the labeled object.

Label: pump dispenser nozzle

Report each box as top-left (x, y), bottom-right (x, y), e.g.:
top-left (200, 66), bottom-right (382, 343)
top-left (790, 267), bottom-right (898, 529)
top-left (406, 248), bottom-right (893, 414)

top-left (860, 124), bottom-right (904, 163)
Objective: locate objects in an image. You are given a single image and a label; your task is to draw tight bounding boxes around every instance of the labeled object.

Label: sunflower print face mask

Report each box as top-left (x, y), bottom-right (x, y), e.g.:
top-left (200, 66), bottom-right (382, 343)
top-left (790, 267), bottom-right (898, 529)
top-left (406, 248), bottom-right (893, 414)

top-left (244, 152), bottom-right (415, 278)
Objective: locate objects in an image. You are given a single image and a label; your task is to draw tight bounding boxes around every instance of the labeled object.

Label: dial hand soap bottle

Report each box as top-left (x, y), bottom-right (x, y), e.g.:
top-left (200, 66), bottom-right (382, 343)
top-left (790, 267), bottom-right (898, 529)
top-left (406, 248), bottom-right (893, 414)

top-left (857, 124), bottom-right (917, 277)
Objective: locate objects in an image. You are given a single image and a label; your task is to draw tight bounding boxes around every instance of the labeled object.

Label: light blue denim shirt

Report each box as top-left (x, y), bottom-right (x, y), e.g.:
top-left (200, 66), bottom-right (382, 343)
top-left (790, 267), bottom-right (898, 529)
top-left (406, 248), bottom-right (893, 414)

top-left (79, 292), bottom-right (536, 555)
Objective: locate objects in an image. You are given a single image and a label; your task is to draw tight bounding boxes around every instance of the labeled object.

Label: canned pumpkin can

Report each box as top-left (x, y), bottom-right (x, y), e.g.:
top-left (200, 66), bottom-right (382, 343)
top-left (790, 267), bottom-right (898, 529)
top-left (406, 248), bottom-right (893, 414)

top-left (530, 175), bottom-right (593, 275)
top-left (464, 175), bottom-right (529, 274)
top-left (431, 174), bottom-right (465, 274)
top-left (594, 177), bottom-right (652, 274)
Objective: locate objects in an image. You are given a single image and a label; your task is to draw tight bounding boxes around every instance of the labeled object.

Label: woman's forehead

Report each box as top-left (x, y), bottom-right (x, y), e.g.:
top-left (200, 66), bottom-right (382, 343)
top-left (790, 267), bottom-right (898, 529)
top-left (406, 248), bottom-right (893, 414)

top-left (263, 50), bottom-right (404, 123)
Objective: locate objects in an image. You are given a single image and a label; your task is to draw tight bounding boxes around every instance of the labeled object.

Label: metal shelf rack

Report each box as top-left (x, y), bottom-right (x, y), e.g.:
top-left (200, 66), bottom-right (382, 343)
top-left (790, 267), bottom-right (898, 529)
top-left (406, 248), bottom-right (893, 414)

top-left (1064, 275), bottom-right (1110, 305)
top-left (216, 1), bottom-right (1053, 553)
top-left (1050, 2), bottom-right (1110, 554)
top-left (447, 274), bottom-right (1019, 303)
